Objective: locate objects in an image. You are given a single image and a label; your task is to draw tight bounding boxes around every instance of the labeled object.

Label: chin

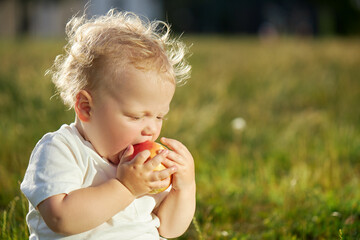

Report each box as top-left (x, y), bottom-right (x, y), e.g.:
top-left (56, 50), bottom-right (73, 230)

top-left (107, 152), bottom-right (121, 165)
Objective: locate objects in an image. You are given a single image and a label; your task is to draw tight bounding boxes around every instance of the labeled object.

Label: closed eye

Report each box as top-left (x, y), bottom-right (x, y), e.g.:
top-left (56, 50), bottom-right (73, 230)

top-left (127, 115), bottom-right (142, 120)
top-left (157, 116), bottom-right (168, 121)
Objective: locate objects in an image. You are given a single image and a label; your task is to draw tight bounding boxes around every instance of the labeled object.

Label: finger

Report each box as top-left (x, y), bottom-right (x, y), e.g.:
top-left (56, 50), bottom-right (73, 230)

top-left (145, 149), bottom-right (168, 170)
top-left (161, 157), bottom-right (177, 168)
top-left (164, 151), bottom-right (185, 165)
top-left (133, 150), bottom-right (151, 165)
top-left (150, 177), bottom-right (172, 192)
top-left (119, 145), bottom-right (134, 164)
top-left (160, 137), bottom-right (190, 157)
top-left (151, 166), bottom-right (177, 181)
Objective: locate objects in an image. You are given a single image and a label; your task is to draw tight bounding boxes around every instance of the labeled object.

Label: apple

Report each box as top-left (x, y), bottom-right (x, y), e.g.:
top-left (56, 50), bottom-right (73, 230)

top-left (130, 141), bottom-right (171, 194)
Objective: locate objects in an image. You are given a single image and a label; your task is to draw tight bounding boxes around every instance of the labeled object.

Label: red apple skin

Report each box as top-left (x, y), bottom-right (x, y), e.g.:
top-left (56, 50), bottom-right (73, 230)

top-left (130, 141), bottom-right (171, 194)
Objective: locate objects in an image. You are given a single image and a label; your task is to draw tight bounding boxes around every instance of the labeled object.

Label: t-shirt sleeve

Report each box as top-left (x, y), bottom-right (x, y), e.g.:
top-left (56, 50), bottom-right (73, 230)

top-left (21, 133), bottom-right (84, 208)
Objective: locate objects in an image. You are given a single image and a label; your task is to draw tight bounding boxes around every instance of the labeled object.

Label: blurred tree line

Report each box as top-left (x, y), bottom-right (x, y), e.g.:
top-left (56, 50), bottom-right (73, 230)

top-left (2, 0), bottom-right (360, 36)
top-left (164, 0), bottom-right (360, 35)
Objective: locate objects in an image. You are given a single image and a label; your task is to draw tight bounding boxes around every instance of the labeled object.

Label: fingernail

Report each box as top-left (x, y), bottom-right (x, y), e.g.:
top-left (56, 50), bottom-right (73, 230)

top-left (126, 145), bottom-right (131, 152)
top-left (159, 149), bottom-right (168, 155)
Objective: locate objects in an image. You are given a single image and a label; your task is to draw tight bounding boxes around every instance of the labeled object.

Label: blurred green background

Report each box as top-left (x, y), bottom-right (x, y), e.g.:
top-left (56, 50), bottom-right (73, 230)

top-left (1, 36), bottom-right (359, 239)
top-left (1, 0), bottom-right (360, 239)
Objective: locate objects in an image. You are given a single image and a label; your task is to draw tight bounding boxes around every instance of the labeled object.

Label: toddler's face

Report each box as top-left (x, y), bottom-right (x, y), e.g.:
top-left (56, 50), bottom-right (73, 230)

top-left (84, 66), bottom-right (175, 164)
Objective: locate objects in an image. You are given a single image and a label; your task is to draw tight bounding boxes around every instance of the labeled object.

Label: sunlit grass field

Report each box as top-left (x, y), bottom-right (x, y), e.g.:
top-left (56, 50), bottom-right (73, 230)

top-left (1, 36), bottom-right (359, 239)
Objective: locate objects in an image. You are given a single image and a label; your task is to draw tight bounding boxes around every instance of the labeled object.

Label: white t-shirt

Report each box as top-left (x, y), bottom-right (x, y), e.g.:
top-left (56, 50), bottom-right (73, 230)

top-left (20, 123), bottom-right (169, 240)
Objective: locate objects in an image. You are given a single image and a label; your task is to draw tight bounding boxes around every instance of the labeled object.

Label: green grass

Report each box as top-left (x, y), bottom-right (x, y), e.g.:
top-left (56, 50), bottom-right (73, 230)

top-left (1, 36), bottom-right (359, 239)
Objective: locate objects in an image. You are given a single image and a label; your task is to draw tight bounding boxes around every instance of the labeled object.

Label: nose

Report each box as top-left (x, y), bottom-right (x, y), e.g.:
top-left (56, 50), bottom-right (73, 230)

top-left (141, 119), bottom-right (160, 137)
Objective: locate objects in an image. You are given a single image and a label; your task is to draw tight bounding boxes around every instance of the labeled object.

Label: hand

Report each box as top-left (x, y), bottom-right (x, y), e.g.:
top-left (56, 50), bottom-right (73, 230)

top-left (116, 145), bottom-right (177, 197)
top-left (160, 138), bottom-right (195, 192)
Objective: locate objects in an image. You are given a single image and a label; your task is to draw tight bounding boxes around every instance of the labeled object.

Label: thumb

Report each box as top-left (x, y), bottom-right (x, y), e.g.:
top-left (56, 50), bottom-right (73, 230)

top-left (119, 145), bottom-right (134, 164)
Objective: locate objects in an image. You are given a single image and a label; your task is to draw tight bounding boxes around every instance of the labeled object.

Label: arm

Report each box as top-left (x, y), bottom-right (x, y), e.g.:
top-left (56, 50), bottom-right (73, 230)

top-left (38, 145), bottom-right (176, 235)
top-left (38, 179), bottom-right (134, 235)
top-left (155, 138), bottom-right (196, 238)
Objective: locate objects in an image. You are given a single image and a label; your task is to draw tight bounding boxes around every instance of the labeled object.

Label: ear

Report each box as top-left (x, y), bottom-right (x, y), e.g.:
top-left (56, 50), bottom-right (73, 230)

top-left (74, 90), bottom-right (93, 122)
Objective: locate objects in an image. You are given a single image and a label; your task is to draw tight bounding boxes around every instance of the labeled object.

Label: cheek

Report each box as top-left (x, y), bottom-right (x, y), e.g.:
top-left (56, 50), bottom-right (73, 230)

top-left (97, 127), bottom-right (133, 158)
top-left (108, 121), bottom-right (142, 147)
top-left (88, 115), bottom-right (124, 154)
top-left (152, 121), bottom-right (163, 140)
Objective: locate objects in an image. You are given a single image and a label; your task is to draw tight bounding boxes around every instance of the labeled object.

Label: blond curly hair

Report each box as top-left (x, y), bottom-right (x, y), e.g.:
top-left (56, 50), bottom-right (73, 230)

top-left (47, 9), bottom-right (191, 108)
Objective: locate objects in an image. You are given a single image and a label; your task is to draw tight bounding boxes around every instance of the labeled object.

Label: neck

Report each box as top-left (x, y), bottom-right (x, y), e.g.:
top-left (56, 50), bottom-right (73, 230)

top-left (74, 116), bottom-right (89, 142)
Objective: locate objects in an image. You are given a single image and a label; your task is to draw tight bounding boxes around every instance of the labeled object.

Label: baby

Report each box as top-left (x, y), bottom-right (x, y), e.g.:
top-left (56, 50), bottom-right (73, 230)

top-left (21, 9), bottom-right (195, 240)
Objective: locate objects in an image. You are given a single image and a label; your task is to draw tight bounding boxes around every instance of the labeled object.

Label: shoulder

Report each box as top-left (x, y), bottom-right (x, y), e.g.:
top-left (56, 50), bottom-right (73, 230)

top-left (21, 124), bottom-right (88, 207)
top-left (37, 123), bottom-right (79, 146)
top-left (25, 123), bottom-right (91, 177)
top-left (32, 123), bottom-right (86, 158)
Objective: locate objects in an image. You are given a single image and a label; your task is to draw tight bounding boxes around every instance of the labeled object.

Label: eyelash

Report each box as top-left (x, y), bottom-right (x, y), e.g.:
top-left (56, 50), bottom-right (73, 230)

top-left (129, 116), bottom-right (167, 121)
top-left (157, 116), bottom-right (168, 121)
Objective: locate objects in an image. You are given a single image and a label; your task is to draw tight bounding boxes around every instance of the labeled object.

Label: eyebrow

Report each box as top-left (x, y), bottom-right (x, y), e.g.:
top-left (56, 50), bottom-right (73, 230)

top-left (126, 108), bottom-right (170, 117)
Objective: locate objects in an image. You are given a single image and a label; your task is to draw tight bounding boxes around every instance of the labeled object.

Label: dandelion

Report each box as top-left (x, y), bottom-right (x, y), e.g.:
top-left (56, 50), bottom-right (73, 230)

top-left (290, 178), bottom-right (297, 187)
top-left (231, 117), bottom-right (246, 131)
top-left (331, 212), bottom-right (341, 217)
